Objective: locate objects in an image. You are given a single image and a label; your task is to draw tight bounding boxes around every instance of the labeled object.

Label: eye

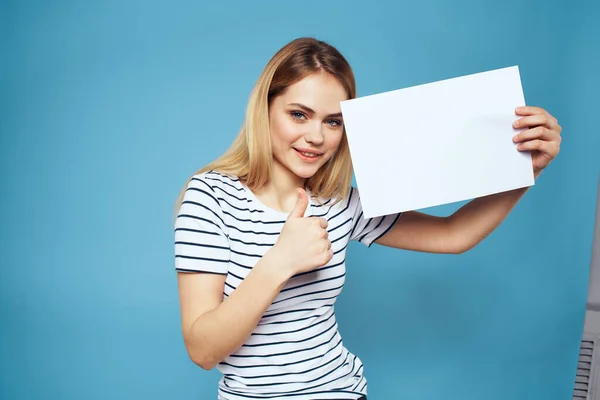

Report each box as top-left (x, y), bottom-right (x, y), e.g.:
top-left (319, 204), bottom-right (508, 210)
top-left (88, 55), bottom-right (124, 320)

top-left (326, 119), bottom-right (342, 127)
top-left (290, 111), bottom-right (306, 120)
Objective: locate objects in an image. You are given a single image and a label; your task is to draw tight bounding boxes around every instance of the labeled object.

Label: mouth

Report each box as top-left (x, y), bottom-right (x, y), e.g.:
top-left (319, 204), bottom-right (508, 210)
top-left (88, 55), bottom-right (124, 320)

top-left (293, 148), bottom-right (323, 162)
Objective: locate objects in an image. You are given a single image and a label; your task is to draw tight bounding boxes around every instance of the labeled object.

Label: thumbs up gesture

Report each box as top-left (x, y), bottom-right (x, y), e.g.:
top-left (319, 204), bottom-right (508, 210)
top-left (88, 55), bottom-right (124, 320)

top-left (272, 188), bottom-right (333, 276)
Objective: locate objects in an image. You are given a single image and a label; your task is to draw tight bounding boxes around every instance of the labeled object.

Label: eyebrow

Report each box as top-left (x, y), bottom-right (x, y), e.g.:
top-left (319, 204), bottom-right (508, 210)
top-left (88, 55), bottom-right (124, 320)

top-left (287, 103), bottom-right (343, 119)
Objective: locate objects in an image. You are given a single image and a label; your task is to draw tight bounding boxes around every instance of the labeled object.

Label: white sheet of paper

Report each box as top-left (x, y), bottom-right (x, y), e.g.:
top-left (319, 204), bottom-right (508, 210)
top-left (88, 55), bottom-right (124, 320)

top-left (340, 65), bottom-right (534, 219)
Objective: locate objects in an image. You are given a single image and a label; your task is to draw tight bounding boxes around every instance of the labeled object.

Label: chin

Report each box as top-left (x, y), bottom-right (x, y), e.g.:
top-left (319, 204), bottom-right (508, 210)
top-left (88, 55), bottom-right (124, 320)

top-left (291, 165), bottom-right (320, 179)
top-left (288, 157), bottom-right (328, 179)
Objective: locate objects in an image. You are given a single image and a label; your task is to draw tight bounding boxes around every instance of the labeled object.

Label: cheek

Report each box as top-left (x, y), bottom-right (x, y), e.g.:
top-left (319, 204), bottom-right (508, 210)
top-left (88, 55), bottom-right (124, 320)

top-left (326, 131), bottom-right (344, 151)
top-left (271, 117), bottom-right (303, 146)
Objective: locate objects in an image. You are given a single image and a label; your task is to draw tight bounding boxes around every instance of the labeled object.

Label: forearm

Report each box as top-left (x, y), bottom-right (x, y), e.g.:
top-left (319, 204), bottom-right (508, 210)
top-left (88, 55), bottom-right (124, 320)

top-left (449, 170), bottom-right (541, 252)
top-left (187, 250), bottom-right (290, 369)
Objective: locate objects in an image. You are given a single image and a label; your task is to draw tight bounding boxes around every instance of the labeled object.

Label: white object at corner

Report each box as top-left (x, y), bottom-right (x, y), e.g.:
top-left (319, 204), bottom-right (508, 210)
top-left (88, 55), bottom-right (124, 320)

top-left (340, 65), bottom-right (534, 219)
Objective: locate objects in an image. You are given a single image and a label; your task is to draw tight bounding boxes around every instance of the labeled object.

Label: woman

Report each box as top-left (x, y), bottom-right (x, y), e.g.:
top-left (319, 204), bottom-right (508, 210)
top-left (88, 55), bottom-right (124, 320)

top-left (173, 37), bottom-right (562, 400)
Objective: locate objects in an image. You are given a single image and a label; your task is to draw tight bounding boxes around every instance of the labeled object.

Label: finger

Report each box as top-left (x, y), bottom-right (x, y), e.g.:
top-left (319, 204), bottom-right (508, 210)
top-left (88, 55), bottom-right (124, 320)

top-left (319, 229), bottom-right (329, 240)
top-left (513, 114), bottom-right (556, 130)
top-left (318, 218), bottom-right (328, 229)
top-left (517, 139), bottom-right (559, 156)
top-left (289, 188), bottom-right (308, 219)
top-left (515, 106), bottom-right (547, 116)
top-left (512, 126), bottom-right (555, 143)
top-left (322, 249), bottom-right (334, 265)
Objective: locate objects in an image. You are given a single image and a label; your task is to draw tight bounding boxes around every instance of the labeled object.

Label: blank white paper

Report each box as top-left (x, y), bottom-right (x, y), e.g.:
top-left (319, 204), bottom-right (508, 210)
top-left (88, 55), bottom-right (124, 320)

top-left (340, 66), bottom-right (534, 219)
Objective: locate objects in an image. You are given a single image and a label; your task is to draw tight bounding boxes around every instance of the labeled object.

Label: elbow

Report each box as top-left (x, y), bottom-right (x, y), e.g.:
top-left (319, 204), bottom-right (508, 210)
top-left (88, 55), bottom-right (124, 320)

top-left (189, 352), bottom-right (218, 371)
top-left (196, 358), bottom-right (218, 371)
top-left (182, 322), bottom-right (223, 370)
top-left (446, 218), bottom-right (488, 255)
top-left (451, 238), bottom-right (476, 255)
top-left (186, 345), bottom-right (219, 370)
top-left (453, 237), bottom-right (485, 254)
top-left (453, 246), bottom-right (469, 255)
top-left (453, 243), bottom-right (470, 254)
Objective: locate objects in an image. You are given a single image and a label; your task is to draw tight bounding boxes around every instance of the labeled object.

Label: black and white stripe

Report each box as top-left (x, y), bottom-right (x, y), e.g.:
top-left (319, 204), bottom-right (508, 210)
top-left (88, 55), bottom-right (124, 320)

top-left (174, 171), bottom-right (401, 399)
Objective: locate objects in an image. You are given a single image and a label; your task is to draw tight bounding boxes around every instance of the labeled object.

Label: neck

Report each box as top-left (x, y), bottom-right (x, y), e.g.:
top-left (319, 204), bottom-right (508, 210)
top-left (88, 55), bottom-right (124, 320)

top-left (253, 161), bottom-right (306, 213)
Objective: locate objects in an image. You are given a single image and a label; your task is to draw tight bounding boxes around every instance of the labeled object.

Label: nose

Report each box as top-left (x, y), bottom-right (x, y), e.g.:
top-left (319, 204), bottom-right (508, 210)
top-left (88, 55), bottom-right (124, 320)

top-left (304, 123), bottom-right (324, 146)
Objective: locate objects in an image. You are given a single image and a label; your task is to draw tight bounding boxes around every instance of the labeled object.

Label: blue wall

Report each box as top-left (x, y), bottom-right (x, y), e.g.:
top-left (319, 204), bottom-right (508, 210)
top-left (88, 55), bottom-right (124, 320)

top-left (1, 0), bottom-right (599, 399)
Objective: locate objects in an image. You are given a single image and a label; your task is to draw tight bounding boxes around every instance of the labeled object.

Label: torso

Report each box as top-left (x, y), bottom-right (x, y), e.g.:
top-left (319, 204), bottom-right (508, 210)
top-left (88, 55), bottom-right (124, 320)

top-left (175, 171), bottom-right (400, 399)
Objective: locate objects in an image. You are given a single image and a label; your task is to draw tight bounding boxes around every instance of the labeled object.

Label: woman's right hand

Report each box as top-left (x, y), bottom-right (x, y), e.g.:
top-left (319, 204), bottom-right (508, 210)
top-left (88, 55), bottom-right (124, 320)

top-left (270, 188), bottom-right (333, 277)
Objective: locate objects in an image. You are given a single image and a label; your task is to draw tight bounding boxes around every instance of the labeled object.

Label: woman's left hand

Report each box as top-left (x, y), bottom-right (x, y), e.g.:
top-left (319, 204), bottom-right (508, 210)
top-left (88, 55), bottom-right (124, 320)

top-left (512, 106), bottom-right (562, 177)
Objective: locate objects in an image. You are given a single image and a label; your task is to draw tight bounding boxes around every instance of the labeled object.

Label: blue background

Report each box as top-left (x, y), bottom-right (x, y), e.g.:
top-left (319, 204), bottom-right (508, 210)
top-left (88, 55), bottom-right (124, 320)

top-left (2, 0), bottom-right (599, 399)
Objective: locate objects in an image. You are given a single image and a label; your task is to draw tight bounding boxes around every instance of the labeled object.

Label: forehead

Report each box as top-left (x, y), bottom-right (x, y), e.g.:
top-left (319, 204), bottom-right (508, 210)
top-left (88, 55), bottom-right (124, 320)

top-left (278, 73), bottom-right (347, 111)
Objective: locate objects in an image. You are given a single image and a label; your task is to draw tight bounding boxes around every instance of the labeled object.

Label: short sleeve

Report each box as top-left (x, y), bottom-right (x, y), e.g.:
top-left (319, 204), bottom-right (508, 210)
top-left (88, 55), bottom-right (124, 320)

top-left (174, 175), bottom-right (230, 274)
top-left (349, 187), bottom-right (402, 247)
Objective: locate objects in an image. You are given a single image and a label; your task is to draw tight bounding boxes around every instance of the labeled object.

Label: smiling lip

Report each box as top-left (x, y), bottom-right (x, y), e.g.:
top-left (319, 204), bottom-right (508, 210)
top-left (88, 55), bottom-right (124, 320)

top-left (293, 148), bottom-right (323, 162)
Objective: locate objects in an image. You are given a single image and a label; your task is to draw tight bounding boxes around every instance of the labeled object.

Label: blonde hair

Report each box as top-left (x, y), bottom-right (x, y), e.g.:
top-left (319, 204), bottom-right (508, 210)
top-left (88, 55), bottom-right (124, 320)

top-left (174, 37), bottom-right (356, 217)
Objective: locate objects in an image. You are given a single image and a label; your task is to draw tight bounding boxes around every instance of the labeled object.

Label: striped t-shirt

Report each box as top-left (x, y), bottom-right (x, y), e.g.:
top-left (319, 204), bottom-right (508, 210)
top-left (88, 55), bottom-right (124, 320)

top-left (174, 171), bottom-right (401, 400)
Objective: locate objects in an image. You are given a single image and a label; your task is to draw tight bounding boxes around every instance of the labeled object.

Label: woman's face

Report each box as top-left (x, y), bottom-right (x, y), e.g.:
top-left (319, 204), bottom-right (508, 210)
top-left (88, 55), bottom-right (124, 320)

top-left (268, 72), bottom-right (347, 183)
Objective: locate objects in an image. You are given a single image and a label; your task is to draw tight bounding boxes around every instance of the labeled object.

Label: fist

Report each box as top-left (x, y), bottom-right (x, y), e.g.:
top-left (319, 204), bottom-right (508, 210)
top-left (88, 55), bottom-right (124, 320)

top-left (272, 188), bottom-right (333, 276)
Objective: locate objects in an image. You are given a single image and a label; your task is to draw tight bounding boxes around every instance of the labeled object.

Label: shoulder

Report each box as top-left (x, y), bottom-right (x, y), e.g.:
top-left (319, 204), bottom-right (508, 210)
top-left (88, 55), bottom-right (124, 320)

top-left (310, 185), bottom-right (361, 218)
top-left (338, 185), bottom-right (361, 210)
top-left (180, 170), bottom-right (243, 219)
top-left (188, 170), bottom-right (242, 194)
top-left (185, 170), bottom-right (258, 219)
